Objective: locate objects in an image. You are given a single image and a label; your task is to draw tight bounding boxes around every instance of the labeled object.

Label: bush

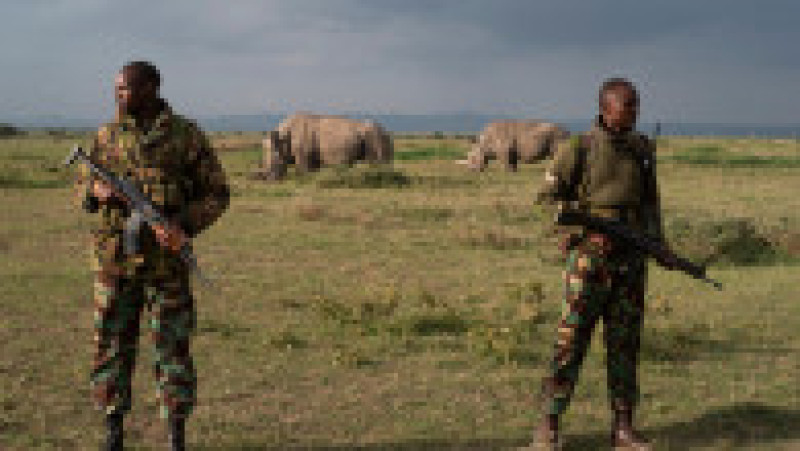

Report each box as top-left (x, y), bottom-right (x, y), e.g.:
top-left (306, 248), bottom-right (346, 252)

top-left (667, 215), bottom-right (781, 266)
top-left (0, 123), bottom-right (23, 137)
top-left (314, 165), bottom-right (411, 189)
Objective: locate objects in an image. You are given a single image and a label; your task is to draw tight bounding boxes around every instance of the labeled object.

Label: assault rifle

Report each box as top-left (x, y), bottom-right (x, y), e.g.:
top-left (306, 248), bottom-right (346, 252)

top-left (556, 209), bottom-right (723, 290)
top-left (64, 146), bottom-right (212, 288)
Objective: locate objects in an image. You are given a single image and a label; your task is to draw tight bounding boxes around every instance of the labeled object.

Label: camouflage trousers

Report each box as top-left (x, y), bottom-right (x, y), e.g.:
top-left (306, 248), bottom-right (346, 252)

top-left (91, 267), bottom-right (197, 421)
top-left (540, 233), bottom-right (646, 416)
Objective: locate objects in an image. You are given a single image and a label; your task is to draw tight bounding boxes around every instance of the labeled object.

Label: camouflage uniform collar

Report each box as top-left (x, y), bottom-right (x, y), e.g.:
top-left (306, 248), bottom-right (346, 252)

top-left (591, 116), bottom-right (637, 145)
top-left (116, 100), bottom-right (173, 134)
top-left (116, 101), bottom-right (174, 151)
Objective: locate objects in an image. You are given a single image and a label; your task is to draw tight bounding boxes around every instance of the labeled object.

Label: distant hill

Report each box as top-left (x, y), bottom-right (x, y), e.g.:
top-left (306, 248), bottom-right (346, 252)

top-left (195, 112), bottom-right (518, 133)
top-left (3, 115), bottom-right (96, 131)
top-left (2, 112), bottom-right (798, 137)
top-left (188, 114), bottom-right (800, 137)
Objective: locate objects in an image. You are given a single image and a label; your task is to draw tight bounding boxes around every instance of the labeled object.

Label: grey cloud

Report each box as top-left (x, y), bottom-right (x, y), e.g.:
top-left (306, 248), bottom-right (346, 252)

top-left (0, 0), bottom-right (799, 122)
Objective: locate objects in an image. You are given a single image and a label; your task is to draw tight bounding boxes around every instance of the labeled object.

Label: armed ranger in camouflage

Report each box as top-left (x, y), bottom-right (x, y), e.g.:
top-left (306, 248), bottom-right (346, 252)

top-left (69, 61), bottom-right (230, 451)
top-left (529, 78), bottom-right (683, 450)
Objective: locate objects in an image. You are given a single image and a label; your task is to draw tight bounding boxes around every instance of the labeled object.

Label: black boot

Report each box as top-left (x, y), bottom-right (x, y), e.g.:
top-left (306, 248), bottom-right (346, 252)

top-left (611, 407), bottom-right (651, 450)
top-left (103, 413), bottom-right (124, 451)
top-left (535, 414), bottom-right (562, 450)
top-left (168, 417), bottom-right (185, 451)
top-left (520, 414), bottom-right (561, 450)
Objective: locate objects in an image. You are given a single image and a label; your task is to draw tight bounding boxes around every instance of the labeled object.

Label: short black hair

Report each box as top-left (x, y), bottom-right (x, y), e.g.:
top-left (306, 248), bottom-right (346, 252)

top-left (121, 61), bottom-right (161, 88)
top-left (599, 77), bottom-right (638, 108)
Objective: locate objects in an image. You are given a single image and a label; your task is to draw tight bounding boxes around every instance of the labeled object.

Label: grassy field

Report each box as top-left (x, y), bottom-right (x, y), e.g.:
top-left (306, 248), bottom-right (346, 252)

top-left (1, 133), bottom-right (799, 450)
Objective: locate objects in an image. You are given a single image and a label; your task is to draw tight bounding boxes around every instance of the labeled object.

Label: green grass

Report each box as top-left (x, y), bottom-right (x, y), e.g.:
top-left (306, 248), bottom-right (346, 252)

top-left (0, 169), bottom-right (71, 189)
top-left (314, 165), bottom-right (412, 189)
top-left (664, 145), bottom-right (800, 167)
top-left (1, 135), bottom-right (799, 450)
top-left (394, 145), bottom-right (467, 161)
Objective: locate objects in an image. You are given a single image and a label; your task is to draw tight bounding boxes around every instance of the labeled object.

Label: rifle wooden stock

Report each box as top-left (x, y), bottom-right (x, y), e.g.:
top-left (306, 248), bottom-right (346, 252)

top-left (65, 145), bottom-right (213, 288)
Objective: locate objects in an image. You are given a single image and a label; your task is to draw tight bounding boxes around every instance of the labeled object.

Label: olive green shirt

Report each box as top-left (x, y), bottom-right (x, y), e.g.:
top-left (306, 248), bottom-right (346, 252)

top-left (75, 102), bottom-right (230, 274)
top-left (536, 118), bottom-right (664, 241)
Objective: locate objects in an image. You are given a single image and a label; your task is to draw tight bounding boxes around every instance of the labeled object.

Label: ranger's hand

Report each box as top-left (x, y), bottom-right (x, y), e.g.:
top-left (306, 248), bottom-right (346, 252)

top-left (151, 222), bottom-right (188, 253)
top-left (92, 179), bottom-right (118, 203)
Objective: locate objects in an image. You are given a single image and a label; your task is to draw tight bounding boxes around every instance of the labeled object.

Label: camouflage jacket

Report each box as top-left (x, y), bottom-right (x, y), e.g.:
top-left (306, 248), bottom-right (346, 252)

top-left (536, 117), bottom-right (664, 242)
top-left (75, 101), bottom-right (230, 274)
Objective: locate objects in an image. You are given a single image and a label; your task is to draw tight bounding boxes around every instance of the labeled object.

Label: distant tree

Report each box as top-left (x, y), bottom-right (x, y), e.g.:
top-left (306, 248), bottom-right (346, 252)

top-left (0, 123), bottom-right (23, 137)
top-left (45, 128), bottom-right (69, 137)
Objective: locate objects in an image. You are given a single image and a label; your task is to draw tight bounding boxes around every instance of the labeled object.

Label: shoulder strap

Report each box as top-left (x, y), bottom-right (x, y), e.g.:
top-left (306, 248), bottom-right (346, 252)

top-left (566, 134), bottom-right (591, 205)
top-left (634, 135), bottom-right (656, 198)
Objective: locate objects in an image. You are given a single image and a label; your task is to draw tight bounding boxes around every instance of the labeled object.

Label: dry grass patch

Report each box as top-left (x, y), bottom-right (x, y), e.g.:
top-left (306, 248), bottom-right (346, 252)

top-left (2, 134), bottom-right (799, 449)
top-left (454, 223), bottom-right (533, 250)
top-left (209, 131), bottom-right (265, 152)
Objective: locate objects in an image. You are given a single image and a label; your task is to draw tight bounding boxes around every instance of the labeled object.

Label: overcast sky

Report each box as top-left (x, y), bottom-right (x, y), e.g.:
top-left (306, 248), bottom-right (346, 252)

top-left (1, 0), bottom-right (799, 123)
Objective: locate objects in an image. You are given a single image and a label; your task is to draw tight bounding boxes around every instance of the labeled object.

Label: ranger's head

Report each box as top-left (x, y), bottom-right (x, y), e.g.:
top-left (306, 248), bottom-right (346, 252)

top-left (599, 77), bottom-right (639, 133)
top-left (115, 61), bottom-right (161, 118)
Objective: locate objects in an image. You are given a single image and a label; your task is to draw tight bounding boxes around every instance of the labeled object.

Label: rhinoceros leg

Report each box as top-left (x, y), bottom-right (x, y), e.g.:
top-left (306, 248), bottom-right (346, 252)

top-left (530, 135), bottom-right (553, 163)
top-left (504, 142), bottom-right (520, 172)
top-left (267, 152), bottom-right (288, 180)
top-left (293, 130), bottom-right (312, 174)
top-left (309, 132), bottom-right (326, 171)
top-left (361, 127), bottom-right (392, 164)
top-left (355, 136), bottom-right (368, 164)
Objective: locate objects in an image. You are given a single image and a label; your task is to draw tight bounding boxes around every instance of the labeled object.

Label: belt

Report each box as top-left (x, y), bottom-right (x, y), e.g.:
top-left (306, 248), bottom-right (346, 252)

top-left (587, 205), bottom-right (640, 224)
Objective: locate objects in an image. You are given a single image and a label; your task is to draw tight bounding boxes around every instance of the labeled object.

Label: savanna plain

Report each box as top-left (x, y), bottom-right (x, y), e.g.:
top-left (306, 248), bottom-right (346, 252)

top-left (1, 132), bottom-right (799, 450)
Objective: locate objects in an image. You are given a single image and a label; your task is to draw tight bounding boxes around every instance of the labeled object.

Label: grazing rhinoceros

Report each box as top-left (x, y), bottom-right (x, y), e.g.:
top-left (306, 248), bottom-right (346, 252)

top-left (457, 120), bottom-right (569, 171)
top-left (256, 113), bottom-right (393, 180)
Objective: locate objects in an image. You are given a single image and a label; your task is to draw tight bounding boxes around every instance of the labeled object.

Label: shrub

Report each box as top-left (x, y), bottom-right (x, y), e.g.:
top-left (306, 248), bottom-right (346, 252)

top-left (667, 215), bottom-right (780, 266)
top-left (0, 123), bottom-right (23, 137)
top-left (314, 165), bottom-right (411, 189)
